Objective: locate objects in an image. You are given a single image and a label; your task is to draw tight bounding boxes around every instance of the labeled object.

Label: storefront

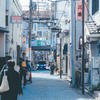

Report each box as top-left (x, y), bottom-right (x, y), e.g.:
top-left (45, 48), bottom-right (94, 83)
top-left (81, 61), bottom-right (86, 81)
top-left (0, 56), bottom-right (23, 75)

top-left (0, 27), bottom-right (9, 57)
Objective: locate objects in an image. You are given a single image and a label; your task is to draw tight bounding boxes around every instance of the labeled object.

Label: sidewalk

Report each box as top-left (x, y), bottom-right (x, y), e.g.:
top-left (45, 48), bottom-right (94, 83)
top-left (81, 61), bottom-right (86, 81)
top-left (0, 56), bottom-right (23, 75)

top-left (84, 85), bottom-right (100, 99)
top-left (63, 75), bottom-right (100, 100)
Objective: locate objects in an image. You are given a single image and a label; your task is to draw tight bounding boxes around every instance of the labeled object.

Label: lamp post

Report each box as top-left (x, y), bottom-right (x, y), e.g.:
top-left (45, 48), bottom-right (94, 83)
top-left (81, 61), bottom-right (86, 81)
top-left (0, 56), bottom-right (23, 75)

top-left (59, 32), bottom-right (62, 79)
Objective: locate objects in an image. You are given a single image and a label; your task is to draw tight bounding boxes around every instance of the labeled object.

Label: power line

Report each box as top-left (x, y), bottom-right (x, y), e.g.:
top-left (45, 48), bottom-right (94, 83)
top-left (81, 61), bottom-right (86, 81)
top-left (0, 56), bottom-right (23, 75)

top-left (56, 1), bottom-right (68, 26)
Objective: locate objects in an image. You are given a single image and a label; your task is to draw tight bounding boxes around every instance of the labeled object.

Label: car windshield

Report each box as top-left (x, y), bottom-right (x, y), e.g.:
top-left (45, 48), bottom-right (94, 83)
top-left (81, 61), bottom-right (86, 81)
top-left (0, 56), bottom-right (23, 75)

top-left (38, 61), bottom-right (46, 64)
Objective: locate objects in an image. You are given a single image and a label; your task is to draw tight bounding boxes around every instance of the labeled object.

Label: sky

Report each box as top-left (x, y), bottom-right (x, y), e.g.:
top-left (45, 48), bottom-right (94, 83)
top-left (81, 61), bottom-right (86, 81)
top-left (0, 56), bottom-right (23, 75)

top-left (19, 0), bottom-right (29, 6)
top-left (19, 0), bottom-right (29, 10)
top-left (19, 0), bottom-right (51, 10)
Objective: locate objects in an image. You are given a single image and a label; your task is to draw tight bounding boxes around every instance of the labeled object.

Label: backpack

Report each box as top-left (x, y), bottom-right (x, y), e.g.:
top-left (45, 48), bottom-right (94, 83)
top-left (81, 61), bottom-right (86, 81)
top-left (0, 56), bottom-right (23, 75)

top-left (21, 61), bottom-right (27, 67)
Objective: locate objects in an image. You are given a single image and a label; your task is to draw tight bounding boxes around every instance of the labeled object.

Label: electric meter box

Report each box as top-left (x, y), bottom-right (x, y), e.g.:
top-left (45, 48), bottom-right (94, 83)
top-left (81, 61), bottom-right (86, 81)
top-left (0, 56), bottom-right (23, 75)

top-left (93, 74), bottom-right (99, 86)
top-left (91, 57), bottom-right (99, 68)
top-left (84, 73), bottom-right (89, 84)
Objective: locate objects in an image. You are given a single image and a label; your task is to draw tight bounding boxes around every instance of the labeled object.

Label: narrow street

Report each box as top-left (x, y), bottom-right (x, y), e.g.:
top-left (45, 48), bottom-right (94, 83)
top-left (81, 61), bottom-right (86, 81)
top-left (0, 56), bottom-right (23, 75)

top-left (18, 70), bottom-right (94, 100)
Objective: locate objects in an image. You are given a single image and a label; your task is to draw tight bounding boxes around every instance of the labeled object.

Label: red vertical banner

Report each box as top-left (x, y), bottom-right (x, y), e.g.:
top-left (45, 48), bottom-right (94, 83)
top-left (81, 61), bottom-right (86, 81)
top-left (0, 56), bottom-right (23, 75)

top-left (23, 37), bottom-right (26, 44)
top-left (76, 0), bottom-right (86, 21)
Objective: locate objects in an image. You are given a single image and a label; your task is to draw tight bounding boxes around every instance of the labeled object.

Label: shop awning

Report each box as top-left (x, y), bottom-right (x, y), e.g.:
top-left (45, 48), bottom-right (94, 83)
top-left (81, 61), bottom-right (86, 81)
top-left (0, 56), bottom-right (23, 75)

top-left (0, 27), bottom-right (9, 33)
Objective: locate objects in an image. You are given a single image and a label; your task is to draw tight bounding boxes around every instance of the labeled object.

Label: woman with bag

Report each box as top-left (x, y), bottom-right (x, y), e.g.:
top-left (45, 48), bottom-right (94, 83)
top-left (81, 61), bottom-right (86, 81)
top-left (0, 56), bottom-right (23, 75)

top-left (0, 60), bottom-right (23, 100)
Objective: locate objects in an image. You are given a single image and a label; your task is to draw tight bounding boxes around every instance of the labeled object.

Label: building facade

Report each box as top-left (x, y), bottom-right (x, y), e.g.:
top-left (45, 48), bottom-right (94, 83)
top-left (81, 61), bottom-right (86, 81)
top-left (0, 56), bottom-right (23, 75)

top-left (0, 0), bottom-right (6, 57)
top-left (5, 0), bottom-right (22, 70)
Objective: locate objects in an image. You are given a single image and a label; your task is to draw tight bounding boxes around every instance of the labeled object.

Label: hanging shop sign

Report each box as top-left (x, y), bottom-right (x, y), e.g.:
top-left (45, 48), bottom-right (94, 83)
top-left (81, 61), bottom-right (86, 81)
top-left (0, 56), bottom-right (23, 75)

top-left (10, 16), bottom-right (22, 23)
top-left (76, 0), bottom-right (86, 21)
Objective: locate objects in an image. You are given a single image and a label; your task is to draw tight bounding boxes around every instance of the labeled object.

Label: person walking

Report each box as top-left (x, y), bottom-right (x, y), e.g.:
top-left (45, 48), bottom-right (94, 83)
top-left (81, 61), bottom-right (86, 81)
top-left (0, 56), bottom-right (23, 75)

top-left (50, 62), bottom-right (55, 75)
top-left (26, 60), bottom-right (32, 83)
top-left (18, 58), bottom-right (28, 87)
top-left (0, 60), bottom-right (23, 100)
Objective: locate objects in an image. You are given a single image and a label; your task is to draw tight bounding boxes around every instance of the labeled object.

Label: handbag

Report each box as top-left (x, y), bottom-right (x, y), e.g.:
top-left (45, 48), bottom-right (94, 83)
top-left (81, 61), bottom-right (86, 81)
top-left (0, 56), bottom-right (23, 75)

top-left (0, 69), bottom-right (9, 93)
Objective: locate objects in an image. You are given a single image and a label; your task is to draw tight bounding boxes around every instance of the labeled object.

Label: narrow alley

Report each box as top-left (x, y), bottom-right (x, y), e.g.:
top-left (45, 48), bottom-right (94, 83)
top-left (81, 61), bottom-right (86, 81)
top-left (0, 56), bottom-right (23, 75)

top-left (18, 70), bottom-right (95, 100)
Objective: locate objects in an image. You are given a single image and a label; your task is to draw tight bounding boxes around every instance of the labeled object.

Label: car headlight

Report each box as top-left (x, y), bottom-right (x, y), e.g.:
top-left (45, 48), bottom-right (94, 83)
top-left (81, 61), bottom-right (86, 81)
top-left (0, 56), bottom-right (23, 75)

top-left (44, 64), bottom-right (46, 66)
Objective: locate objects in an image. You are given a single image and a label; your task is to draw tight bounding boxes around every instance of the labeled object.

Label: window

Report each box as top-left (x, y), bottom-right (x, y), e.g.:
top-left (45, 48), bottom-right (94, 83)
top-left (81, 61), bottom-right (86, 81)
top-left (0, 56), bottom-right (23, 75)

top-left (92, 0), bottom-right (99, 15)
top-left (6, 16), bottom-right (8, 26)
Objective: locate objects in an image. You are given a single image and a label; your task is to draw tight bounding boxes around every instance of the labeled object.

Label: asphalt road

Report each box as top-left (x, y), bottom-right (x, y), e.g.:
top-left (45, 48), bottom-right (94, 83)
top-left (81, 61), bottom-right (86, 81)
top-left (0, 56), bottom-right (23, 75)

top-left (17, 70), bottom-right (95, 100)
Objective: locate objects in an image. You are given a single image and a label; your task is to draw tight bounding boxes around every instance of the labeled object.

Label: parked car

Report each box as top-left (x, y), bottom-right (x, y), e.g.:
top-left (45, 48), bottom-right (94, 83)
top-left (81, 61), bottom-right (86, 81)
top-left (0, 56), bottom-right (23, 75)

top-left (37, 61), bottom-right (46, 69)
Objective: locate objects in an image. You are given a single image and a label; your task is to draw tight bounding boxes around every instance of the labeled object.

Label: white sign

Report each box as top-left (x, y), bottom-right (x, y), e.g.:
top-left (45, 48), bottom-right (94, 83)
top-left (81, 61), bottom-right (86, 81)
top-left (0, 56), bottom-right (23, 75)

top-left (34, 23), bottom-right (37, 31)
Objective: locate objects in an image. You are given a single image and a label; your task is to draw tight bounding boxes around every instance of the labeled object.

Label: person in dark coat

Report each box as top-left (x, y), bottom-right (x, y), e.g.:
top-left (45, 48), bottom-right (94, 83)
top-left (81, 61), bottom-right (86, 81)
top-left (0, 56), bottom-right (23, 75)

top-left (0, 60), bottom-right (23, 100)
top-left (50, 62), bottom-right (55, 75)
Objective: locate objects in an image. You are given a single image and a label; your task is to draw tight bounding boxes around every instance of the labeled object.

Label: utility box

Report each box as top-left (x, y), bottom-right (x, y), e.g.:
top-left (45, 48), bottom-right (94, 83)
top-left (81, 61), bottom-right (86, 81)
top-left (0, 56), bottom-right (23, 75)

top-left (93, 74), bottom-right (99, 86)
top-left (92, 57), bottom-right (99, 68)
top-left (84, 73), bottom-right (89, 84)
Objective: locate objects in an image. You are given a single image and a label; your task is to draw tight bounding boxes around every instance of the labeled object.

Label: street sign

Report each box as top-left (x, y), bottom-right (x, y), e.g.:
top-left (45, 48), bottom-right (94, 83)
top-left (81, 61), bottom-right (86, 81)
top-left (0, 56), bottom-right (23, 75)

top-left (31, 40), bottom-right (34, 43)
top-left (34, 23), bottom-right (37, 31)
top-left (37, 41), bottom-right (41, 46)
top-left (26, 41), bottom-right (29, 44)
top-left (23, 37), bottom-right (26, 44)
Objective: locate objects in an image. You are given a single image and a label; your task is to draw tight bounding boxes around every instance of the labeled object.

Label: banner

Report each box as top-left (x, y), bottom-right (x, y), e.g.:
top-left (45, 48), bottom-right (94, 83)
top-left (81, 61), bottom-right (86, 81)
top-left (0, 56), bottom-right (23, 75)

top-left (23, 37), bottom-right (26, 44)
top-left (76, 0), bottom-right (86, 21)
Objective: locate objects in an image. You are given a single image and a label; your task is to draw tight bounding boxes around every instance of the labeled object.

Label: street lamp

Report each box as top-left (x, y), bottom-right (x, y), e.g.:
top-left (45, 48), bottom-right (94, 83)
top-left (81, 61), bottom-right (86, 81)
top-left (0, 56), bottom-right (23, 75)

top-left (59, 32), bottom-right (62, 79)
top-left (48, 23), bottom-right (51, 29)
top-left (54, 20), bottom-right (57, 27)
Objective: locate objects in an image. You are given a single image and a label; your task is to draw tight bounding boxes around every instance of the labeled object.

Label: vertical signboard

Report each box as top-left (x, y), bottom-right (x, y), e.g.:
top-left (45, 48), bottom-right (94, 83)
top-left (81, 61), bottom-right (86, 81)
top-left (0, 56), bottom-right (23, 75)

top-left (23, 37), bottom-right (26, 44)
top-left (26, 41), bottom-right (29, 57)
top-left (76, 0), bottom-right (86, 21)
top-left (34, 23), bottom-right (37, 31)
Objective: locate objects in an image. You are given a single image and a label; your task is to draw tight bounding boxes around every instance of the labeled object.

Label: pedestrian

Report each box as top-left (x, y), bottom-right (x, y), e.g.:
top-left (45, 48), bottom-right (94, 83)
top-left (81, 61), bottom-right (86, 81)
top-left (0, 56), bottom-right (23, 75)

top-left (0, 60), bottom-right (23, 100)
top-left (18, 58), bottom-right (28, 87)
top-left (50, 61), bottom-right (55, 75)
top-left (26, 60), bottom-right (32, 83)
top-left (26, 60), bottom-right (32, 72)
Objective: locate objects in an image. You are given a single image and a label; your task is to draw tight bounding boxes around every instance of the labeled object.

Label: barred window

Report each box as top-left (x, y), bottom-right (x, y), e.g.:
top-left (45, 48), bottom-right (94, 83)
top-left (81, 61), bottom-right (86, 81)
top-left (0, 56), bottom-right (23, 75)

top-left (92, 0), bottom-right (99, 15)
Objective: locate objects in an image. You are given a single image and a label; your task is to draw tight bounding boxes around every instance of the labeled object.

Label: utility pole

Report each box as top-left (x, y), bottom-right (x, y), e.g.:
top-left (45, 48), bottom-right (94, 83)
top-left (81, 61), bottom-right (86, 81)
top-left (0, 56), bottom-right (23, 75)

top-left (29, 0), bottom-right (32, 62)
top-left (50, 3), bottom-right (53, 59)
top-left (71, 0), bottom-right (75, 87)
top-left (82, 0), bottom-right (84, 94)
top-left (60, 38), bottom-right (62, 79)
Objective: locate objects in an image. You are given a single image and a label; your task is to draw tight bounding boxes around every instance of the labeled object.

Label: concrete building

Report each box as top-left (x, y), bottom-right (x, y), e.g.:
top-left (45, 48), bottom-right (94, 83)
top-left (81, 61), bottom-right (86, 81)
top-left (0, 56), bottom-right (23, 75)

top-left (5, 0), bottom-right (22, 70)
top-left (0, 0), bottom-right (9, 57)
top-left (84, 0), bottom-right (100, 88)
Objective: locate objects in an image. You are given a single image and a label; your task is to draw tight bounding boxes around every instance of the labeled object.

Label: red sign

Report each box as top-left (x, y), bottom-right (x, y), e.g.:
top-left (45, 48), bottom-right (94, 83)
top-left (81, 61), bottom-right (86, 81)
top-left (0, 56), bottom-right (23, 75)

top-left (23, 37), bottom-right (26, 44)
top-left (11, 16), bottom-right (22, 23)
top-left (76, 0), bottom-right (86, 21)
